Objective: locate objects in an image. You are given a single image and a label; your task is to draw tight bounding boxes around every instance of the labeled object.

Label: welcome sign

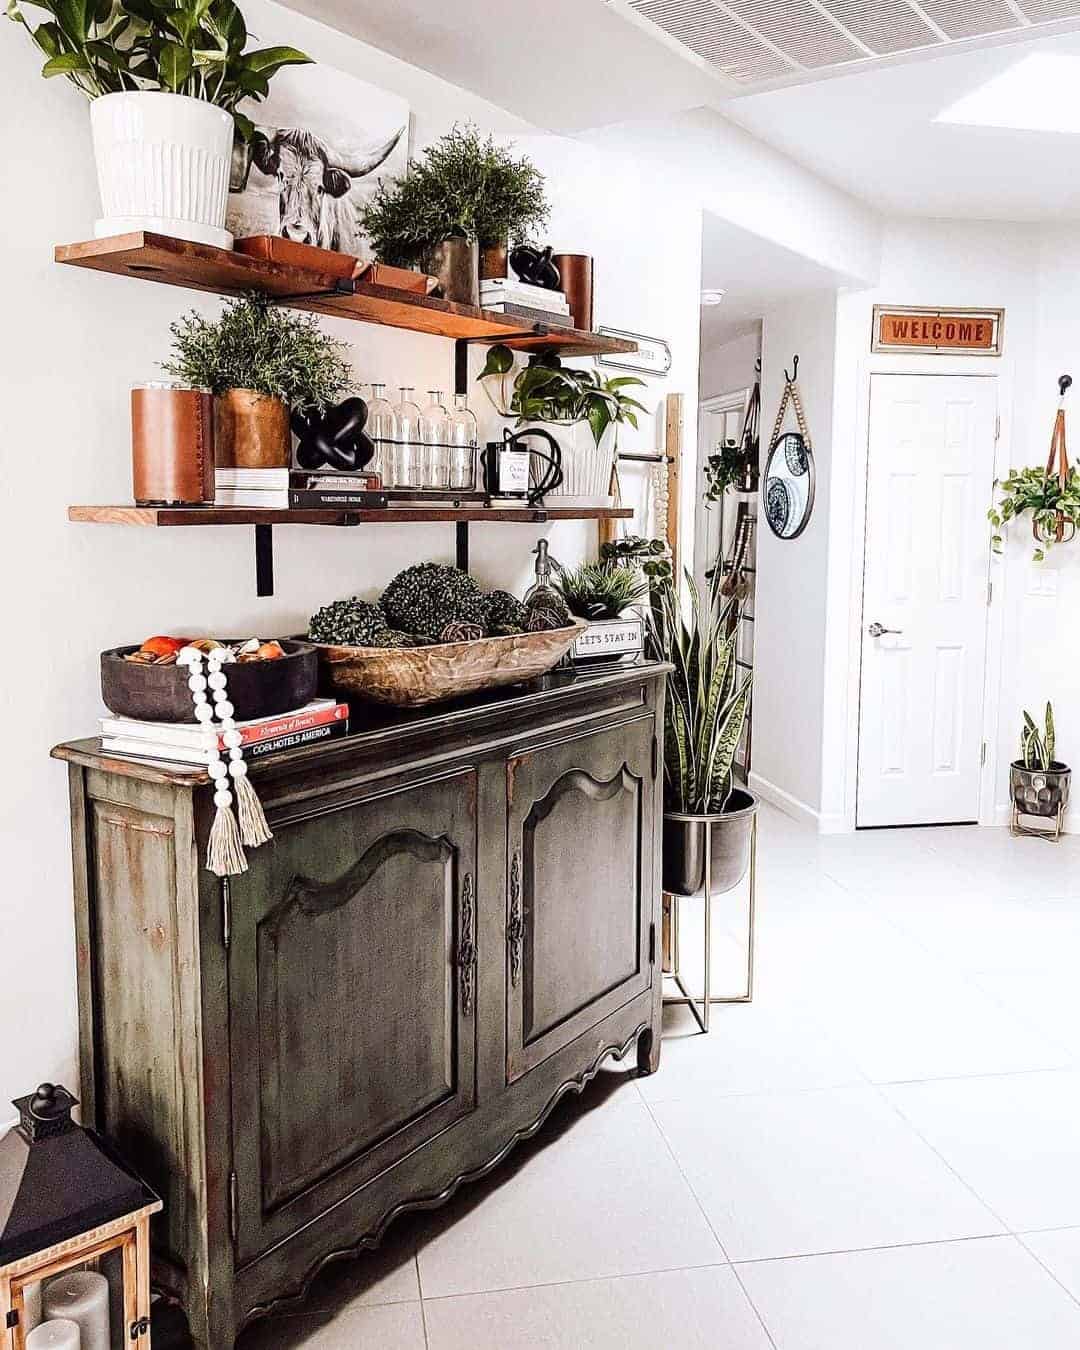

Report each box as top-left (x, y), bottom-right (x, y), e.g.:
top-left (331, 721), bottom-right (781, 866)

top-left (872, 306), bottom-right (1004, 356)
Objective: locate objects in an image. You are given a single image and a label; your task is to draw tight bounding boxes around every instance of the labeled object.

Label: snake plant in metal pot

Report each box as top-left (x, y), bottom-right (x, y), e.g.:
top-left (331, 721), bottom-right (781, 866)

top-left (647, 567), bottom-right (755, 898)
top-left (1011, 702), bottom-right (1071, 822)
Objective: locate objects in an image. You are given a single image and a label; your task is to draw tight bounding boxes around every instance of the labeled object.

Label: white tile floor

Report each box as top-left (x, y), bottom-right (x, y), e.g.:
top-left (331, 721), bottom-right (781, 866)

top-left (239, 803), bottom-right (1080, 1349)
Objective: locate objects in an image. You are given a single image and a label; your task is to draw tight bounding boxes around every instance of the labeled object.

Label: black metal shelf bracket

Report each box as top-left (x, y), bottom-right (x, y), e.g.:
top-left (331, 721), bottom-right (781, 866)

top-left (255, 524), bottom-right (274, 597)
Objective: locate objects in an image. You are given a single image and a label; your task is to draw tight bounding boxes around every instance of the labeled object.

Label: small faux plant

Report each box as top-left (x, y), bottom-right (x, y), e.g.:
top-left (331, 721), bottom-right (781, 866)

top-left (7, 0), bottom-right (309, 140)
top-left (163, 294), bottom-right (356, 411)
top-left (479, 347), bottom-right (647, 448)
top-left (556, 562), bottom-right (647, 621)
top-left (1020, 703), bottom-right (1058, 771)
top-left (989, 465), bottom-right (1080, 562)
top-left (359, 122), bottom-right (549, 264)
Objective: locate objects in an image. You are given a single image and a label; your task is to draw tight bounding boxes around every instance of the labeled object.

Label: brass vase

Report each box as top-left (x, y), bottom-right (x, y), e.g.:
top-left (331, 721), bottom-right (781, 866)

top-left (479, 240), bottom-right (508, 281)
top-left (214, 388), bottom-right (291, 469)
top-left (425, 236), bottom-right (480, 306)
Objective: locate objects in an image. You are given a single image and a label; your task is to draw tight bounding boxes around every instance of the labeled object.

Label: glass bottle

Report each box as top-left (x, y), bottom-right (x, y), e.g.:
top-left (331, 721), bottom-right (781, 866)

top-left (366, 383), bottom-right (395, 484)
top-left (448, 392), bottom-right (479, 491)
top-left (421, 390), bottom-right (451, 488)
top-left (393, 387), bottom-right (423, 488)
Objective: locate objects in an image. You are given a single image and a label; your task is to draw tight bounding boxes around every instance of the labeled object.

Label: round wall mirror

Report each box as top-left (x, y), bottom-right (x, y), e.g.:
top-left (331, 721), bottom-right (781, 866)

top-left (763, 432), bottom-right (815, 540)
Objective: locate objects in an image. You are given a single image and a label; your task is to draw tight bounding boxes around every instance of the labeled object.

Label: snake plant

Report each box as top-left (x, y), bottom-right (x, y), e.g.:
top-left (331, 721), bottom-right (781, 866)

top-left (1021, 703), bottom-right (1057, 771)
top-left (646, 567), bottom-right (752, 815)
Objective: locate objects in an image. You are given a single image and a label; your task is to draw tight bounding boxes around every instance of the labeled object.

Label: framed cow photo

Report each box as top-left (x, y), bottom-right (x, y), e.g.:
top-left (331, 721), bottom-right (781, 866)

top-left (227, 63), bottom-right (410, 262)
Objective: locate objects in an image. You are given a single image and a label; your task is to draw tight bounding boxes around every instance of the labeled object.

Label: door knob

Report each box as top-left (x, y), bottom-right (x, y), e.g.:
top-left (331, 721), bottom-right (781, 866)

top-left (868, 622), bottom-right (903, 638)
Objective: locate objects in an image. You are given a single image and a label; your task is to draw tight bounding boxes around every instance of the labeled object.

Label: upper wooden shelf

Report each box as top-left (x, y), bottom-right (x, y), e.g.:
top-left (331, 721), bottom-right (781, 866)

top-left (68, 504), bottom-right (634, 527)
top-left (55, 233), bottom-right (639, 359)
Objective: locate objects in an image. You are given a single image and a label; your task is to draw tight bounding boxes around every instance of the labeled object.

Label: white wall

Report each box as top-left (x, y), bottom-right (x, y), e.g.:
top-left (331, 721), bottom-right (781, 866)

top-left (700, 328), bottom-right (761, 401)
top-left (0, 0), bottom-right (700, 1110)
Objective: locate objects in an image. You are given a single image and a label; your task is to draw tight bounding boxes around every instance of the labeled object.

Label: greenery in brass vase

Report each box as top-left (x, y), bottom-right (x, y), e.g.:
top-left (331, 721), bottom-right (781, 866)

top-left (358, 122), bottom-right (549, 265)
top-left (163, 293), bottom-right (356, 411)
top-left (989, 465), bottom-right (1080, 562)
top-left (1020, 703), bottom-right (1058, 771)
top-left (6, 0), bottom-right (309, 140)
top-left (646, 567), bottom-right (752, 815)
top-left (479, 346), bottom-right (647, 448)
top-left (555, 562), bottom-right (647, 621)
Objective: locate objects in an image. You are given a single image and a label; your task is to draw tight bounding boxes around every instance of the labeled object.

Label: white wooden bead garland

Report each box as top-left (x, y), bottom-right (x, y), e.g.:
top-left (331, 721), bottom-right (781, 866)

top-left (177, 645), bottom-right (273, 876)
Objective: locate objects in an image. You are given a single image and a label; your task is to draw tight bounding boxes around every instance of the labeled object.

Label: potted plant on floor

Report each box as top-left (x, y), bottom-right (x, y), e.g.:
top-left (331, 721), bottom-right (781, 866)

top-left (479, 348), bottom-right (646, 505)
top-left (358, 123), bottom-right (549, 302)
top-left (1011, 703), bottom-right (1071, 835)
top-left (164, 293), bottom-right (356, 468)
top-left (8, 0), bottom-right (310, 248)
top-left (647, 567), bottom-right (755, 899)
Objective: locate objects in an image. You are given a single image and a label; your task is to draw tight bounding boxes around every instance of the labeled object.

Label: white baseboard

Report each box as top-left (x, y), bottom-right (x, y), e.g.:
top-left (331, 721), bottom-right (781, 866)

top-left (749, 772), bottom-right (851, 834)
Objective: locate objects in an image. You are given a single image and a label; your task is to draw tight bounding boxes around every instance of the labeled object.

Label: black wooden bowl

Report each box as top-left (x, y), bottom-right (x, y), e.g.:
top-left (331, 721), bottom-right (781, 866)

top-left (101, 640), bottom-right (319, 723)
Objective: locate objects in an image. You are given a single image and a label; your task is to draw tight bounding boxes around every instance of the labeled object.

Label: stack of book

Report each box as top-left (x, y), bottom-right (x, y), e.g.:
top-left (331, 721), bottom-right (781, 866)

top-left (216, 469), bottom-right (386, 510)
top-left (100, 699), bottom-right (349, 764)
top-left (480, 279), bottom-right (573, 328)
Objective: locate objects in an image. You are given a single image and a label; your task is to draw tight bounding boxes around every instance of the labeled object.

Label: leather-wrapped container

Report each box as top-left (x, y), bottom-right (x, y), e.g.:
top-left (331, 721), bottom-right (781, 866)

top-left (131, 381), bottom-right (214, 505)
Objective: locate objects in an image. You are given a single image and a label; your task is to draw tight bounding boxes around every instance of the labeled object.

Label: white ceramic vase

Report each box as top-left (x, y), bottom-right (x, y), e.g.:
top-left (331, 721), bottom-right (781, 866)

top-left (90, 91), bottom-right (234, 248)
top-left (532, 420), bottom-right (616, 507)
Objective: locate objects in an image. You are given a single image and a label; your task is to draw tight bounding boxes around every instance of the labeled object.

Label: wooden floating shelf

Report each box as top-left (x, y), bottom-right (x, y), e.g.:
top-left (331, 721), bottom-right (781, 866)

top-left (68, 504), bottom-right (633, 527)
top-left (55, 233), bottom-right (639, 359)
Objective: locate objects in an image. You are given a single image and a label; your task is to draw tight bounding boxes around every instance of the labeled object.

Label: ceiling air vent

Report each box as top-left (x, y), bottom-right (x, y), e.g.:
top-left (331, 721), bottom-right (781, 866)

top-left (621, 0), bottom-right (1080, 87)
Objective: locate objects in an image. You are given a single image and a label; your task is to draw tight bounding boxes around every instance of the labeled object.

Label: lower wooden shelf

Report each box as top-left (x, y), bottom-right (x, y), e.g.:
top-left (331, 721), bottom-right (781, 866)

top-left (68, 504), bottom-right (633, 527)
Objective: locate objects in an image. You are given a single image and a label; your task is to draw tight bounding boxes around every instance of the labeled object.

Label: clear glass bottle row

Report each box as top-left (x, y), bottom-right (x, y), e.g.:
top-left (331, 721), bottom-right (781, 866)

top-left (367, 385), bottom-right (479, 491)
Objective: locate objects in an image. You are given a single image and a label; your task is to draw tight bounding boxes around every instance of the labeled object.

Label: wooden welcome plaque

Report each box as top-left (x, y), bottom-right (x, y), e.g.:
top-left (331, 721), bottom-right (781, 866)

top-left (872, 305), bottom-right (1004, 356)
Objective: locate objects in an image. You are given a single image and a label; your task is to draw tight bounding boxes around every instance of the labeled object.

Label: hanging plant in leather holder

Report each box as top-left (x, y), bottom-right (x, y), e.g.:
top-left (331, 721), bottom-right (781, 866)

top-left (990, 375), bottom-right (1080, 562)
top-left (762, 356), bottom-right (815, 540)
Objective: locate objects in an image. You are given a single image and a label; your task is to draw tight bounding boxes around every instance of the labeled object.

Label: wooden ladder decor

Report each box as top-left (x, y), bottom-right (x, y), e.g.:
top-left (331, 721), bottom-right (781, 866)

top-left (1041, 374), bottom-right (1077, 546)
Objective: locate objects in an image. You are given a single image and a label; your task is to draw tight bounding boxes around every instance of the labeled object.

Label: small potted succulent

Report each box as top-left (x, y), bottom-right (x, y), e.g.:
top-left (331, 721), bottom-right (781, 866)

top-left (647, 568), bottom-right (754, 898)
top-left (556, 560), bottom-right (648, 662)
top-left (164, 293), bottom-right (356, 468)
top-left (1011, 703), bottom-right (1071, 832)
top-left (8, 0), bottom-right (309, 247)
top-left (358, 123), bottom-right (549, 302)
top-left (479, 348), bottom-right (646, 506)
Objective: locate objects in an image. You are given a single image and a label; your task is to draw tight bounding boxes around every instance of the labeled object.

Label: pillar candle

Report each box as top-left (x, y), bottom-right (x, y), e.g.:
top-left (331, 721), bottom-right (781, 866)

top-left (22, 1281), bottom-right (43, 1332)
top-left (26, 1320), bottom-right (80, 1349)
top-left (42, 1271), bottom-right (109, 1350)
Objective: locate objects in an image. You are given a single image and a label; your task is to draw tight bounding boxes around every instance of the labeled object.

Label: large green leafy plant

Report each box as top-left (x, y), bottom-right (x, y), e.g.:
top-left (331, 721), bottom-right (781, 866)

top-left (358, 122), bottom-right (549, 264)
top-left (989, 465), bottom-right (1080, 562)
top-left (647, 569), bottom-right (752, 815)
top-left (479, 347), bottom-right (646, 448)
top-left (163, 293), bottom-right (355, 410)
top-left (7, 0), bottom-right (309, 139)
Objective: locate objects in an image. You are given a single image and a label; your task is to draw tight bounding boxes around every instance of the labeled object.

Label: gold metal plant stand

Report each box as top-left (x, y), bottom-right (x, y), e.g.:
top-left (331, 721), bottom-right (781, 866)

top-left (1011, 804), bottom-right (1067, 842)
top-left (662, 814), bottom-right (757, 1032)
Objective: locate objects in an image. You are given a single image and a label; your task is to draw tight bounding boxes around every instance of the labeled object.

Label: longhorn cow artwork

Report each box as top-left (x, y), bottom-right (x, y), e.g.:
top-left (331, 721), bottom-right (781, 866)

top-left (227, 64), bottom-right (409, 261)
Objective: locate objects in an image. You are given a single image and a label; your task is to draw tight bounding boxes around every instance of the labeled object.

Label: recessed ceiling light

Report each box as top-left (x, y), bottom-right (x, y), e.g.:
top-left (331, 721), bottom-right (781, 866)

top-left (936, 53), bottom-right (1080, 136)
top-left (701, 288), bottom-right (726, 306)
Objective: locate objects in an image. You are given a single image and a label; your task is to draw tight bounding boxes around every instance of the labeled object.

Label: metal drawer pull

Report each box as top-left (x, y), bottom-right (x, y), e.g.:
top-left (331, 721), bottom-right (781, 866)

top-left (458, 873), bottom-right (476, 1017)
top-left (508, 851), bottom-right (523, 987)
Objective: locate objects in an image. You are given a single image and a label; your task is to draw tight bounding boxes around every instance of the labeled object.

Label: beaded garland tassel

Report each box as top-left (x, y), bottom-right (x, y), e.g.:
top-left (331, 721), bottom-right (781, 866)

top-left (177, 645), bottom-right (273, 876)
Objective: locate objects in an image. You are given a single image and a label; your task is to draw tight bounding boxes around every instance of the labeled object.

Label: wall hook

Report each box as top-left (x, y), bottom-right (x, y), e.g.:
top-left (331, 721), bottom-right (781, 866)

top-left (785, 355), bottom-right (800, 385)
top-left (1059, 374), bottom-right (1072, 399)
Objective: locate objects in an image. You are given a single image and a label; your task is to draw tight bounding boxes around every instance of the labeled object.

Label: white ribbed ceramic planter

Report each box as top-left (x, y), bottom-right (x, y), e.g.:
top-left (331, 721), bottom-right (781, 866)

top-left (530, 420), bottom-right (616, 507)
top-left (90, 92), bottom-right (234, 247)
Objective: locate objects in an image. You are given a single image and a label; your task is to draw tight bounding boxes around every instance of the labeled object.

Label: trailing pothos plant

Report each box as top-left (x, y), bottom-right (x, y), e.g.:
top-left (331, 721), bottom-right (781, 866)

top-left (988, 465), bottom-right (1080, 563)
top-left (645, 566), bottom-right (752, 816)
top-left (479, 346), bottom-right (647, 448)
top-left (6, 0), bottom-right (309, 140)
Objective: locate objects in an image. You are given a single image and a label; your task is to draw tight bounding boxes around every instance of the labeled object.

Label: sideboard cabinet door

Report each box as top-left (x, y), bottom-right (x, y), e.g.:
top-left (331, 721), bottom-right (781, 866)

top-left (227, 768), bottom-right (479, 1263)
top-left (505, 717), bottom-right (655, 1082)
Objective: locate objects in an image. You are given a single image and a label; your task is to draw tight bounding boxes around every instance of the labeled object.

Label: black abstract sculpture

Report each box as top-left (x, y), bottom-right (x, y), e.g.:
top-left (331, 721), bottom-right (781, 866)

top-left (291, 397), bottom-right (376, 472)
top-left (508, 243), bottom-right (561, 291)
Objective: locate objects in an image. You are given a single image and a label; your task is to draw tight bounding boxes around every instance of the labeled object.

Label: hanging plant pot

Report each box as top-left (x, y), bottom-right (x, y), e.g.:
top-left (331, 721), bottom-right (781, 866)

top-left (662, 790), bottom-right (758, 898)
top-left (214, 389), bottom-right (291, 469)
top-left (1010, 761), bottom-right (1072, 819)
top-left (424, 237), bottom-right (479, 306)
top-left (90, 92), bottom-right (235, 248)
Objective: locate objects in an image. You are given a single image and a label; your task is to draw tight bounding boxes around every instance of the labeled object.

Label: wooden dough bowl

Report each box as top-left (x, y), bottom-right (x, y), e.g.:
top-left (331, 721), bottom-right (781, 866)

top-left (101, 640), bottom-right (318, 722)
top-left (313, 621), bottom-right (587, 707)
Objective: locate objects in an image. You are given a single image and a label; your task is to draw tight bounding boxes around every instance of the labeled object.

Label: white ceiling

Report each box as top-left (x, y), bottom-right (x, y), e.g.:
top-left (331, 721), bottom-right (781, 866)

top-left (723, 29), bottom-right (1080, 218)
top-left (699, 214), bottom-right (849, 345)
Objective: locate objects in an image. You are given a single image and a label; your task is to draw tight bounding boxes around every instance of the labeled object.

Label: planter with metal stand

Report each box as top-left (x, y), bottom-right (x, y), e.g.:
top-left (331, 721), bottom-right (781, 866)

top-left (661, 789), bottom-right (758, 1031)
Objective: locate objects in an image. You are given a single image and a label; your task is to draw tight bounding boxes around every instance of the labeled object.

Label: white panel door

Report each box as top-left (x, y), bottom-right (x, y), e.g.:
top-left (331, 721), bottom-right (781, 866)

top-left (857, 374), bottom-right (997, 827)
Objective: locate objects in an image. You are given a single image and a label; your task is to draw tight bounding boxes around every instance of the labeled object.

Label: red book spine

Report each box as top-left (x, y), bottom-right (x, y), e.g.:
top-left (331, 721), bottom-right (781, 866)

top-left (228, 703), bottom-right (348, 749)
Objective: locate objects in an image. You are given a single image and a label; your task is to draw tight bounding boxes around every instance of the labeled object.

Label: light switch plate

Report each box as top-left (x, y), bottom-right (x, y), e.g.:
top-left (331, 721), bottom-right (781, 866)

top-left (1028, 567), bottom-right (1059, 598)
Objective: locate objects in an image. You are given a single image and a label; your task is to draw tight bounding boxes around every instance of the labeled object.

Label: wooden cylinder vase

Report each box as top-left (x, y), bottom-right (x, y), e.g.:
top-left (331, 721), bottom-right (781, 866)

top-left (553, 253), bottom-right (594, 331)
top-left (214, 388), bottom-right (290, 469)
